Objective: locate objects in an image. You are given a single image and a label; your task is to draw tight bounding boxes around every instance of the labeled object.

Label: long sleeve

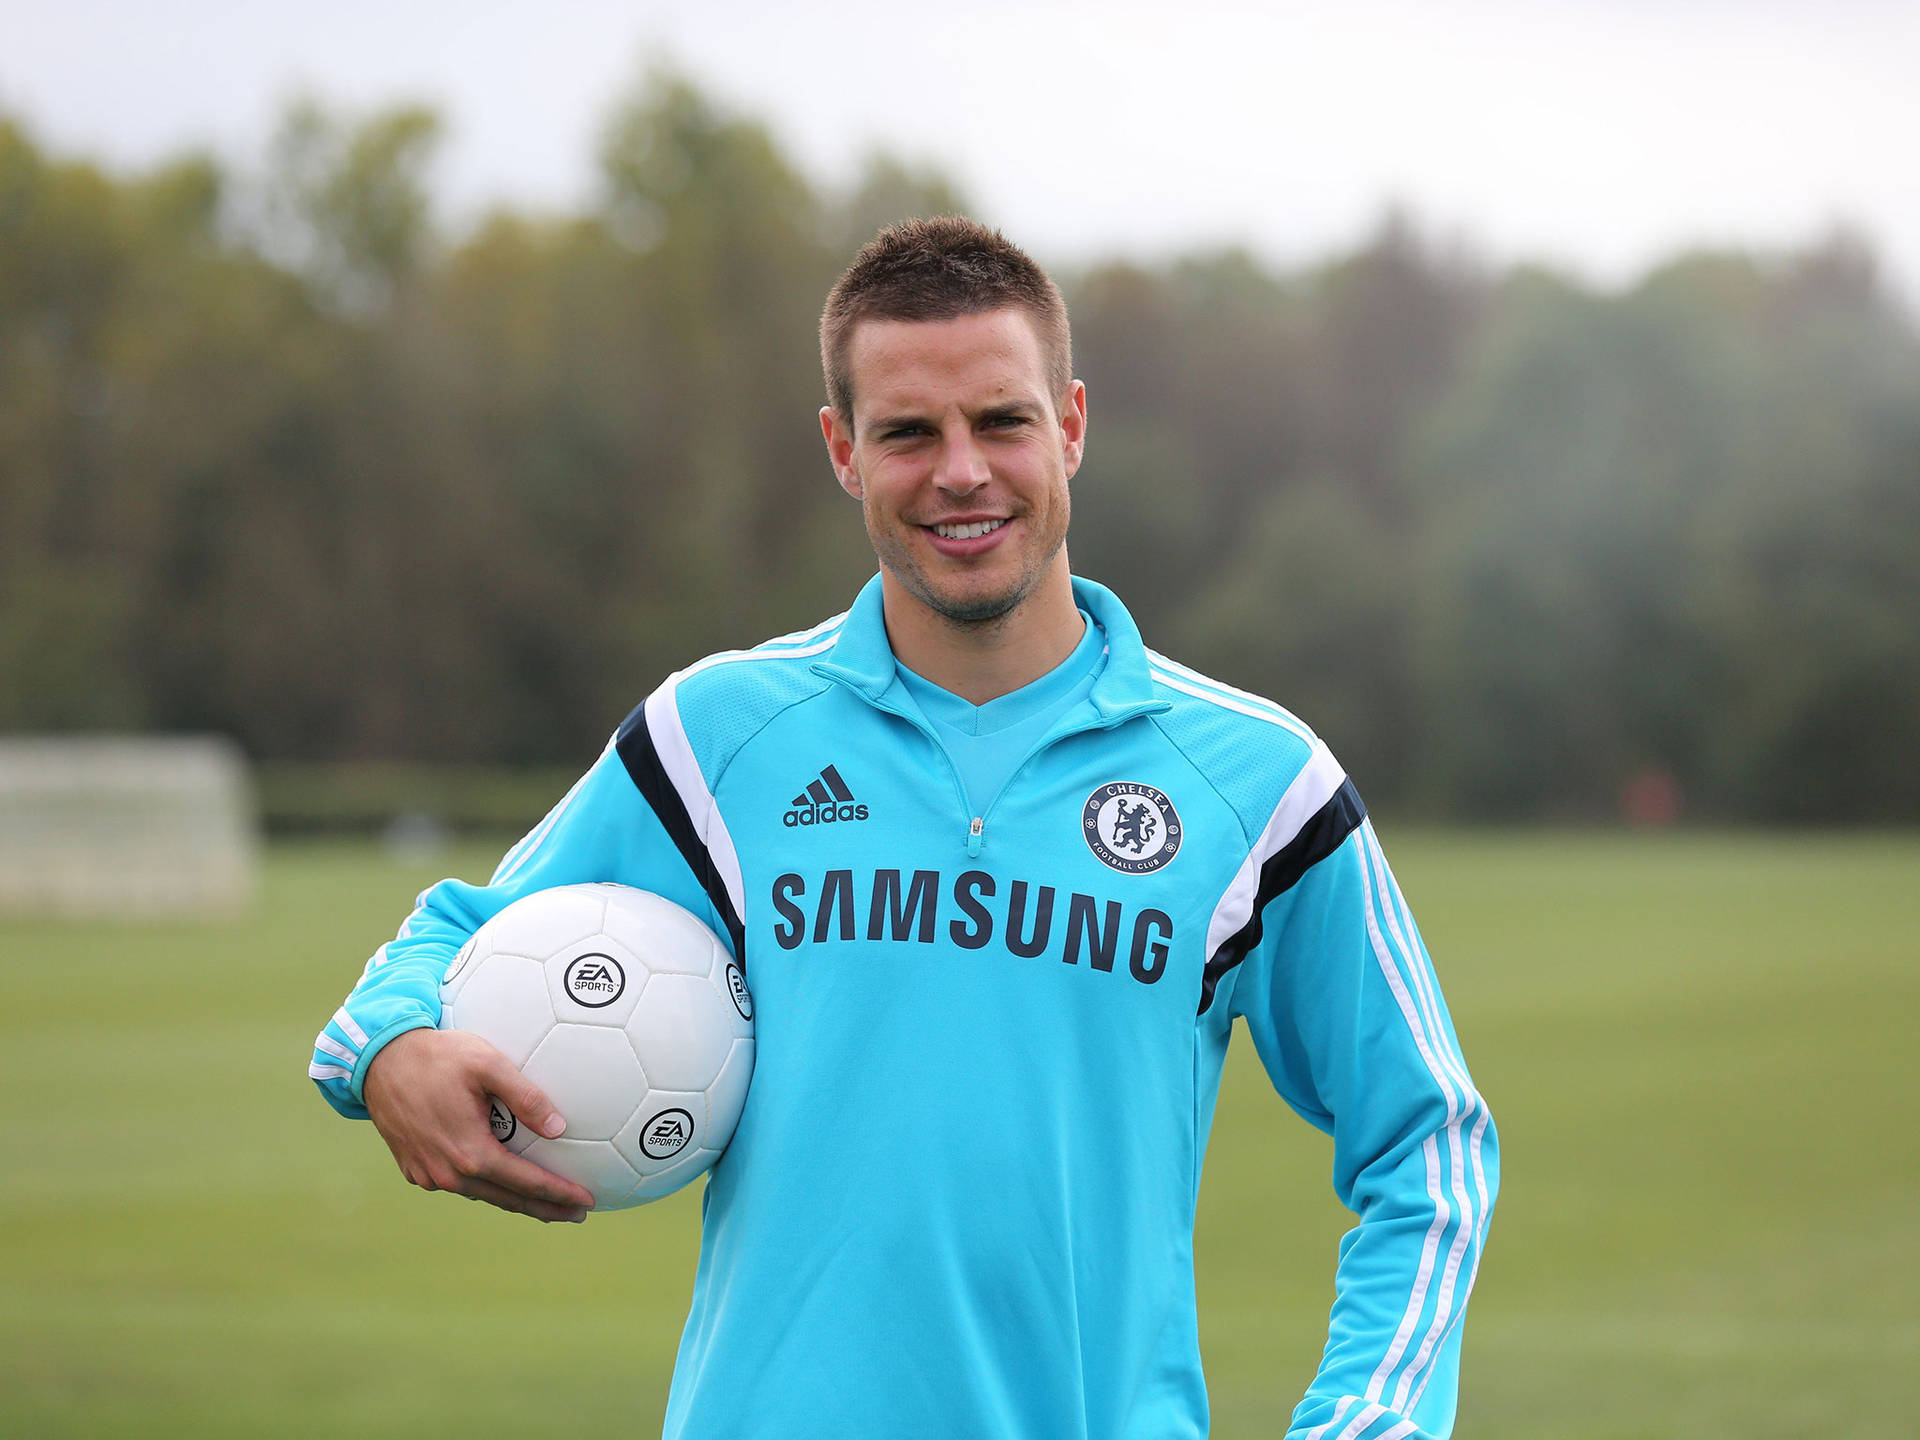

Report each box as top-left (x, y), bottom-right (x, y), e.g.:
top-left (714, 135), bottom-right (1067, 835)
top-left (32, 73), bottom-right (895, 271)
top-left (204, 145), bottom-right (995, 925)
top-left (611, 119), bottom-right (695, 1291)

top-left (307, 710), bottom-right (732, 1120)
top-left (1230, 815), bottom-right (1499, 1440)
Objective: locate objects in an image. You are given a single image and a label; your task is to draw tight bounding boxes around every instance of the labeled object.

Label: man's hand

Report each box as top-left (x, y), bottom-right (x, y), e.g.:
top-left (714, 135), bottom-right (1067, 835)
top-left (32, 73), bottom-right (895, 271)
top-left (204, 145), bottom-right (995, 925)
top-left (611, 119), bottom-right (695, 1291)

top-left (364, 1027), bottom-right (594, 1223)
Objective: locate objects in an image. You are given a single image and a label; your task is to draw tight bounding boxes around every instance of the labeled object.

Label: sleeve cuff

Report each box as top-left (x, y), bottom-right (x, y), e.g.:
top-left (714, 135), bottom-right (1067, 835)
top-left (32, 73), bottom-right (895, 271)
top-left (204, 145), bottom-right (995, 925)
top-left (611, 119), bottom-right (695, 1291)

top-left (348, 1015), bottom-right (438, 1104)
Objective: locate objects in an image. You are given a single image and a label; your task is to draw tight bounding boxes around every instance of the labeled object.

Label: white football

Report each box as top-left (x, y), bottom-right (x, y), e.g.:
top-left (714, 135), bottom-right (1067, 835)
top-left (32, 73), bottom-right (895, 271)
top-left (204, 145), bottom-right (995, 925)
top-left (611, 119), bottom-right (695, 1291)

top-left (439, 883), bottom-right (754, 1210)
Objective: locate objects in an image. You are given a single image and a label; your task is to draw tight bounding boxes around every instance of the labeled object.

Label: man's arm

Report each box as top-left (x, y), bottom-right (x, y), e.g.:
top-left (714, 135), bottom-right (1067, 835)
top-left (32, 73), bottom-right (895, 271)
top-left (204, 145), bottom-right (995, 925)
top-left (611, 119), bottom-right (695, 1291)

top-left (308, 701), bottom-right (739, 1221)
top-left (1229, 812), bottom-right (1499, 1440)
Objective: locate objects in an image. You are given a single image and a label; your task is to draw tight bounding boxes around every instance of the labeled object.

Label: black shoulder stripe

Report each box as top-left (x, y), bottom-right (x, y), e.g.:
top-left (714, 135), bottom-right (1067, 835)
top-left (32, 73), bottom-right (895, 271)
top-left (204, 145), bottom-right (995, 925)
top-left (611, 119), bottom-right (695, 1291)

top-left (614, 701), bottom-right (748, 965)
top-left (1197, 779), bottom-right (1367, 1016)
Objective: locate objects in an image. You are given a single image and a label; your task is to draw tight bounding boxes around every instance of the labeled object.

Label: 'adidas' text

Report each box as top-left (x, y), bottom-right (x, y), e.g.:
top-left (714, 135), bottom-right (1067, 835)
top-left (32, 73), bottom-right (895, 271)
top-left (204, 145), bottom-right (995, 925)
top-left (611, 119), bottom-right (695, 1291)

top-left (784, 763), bottom-right (871, 828)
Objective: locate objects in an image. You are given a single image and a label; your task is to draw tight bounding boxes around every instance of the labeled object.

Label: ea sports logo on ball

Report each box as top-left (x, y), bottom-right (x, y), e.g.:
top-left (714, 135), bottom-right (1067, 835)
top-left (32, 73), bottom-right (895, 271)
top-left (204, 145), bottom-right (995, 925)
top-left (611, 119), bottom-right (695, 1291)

top-left (488, 1098), bottom-right (517, 1143)
top-left (640, 1107), bottom-right (694, 1159)
top-left (1083, 782), bottom-right (1182, 873)
top-left (724, 961), bottom-right (753, 1021)
top-left (441, 884), bottom-right (753, 1210)
top-left (563, 952), bottom-right (625, 1007)
top-left (444, 936), bottom-right (478, 985)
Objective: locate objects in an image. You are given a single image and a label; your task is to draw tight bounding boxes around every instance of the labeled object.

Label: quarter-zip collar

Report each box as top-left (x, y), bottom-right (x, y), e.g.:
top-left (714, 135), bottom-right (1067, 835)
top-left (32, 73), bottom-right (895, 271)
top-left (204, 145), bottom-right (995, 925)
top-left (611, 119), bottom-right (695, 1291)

top-left (812, 573), bottom-right (1170, 731)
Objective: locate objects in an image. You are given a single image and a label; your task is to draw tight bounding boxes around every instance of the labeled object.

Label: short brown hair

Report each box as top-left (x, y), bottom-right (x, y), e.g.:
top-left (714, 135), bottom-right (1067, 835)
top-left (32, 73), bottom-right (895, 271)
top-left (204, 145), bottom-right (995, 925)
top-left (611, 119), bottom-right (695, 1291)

top-left (820, 216), bottom-right (1071, 420)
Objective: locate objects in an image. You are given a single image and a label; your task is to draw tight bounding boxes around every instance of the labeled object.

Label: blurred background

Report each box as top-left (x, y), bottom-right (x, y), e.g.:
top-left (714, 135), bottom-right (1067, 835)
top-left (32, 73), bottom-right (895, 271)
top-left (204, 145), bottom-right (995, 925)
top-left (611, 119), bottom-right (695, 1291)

top-left (2, 3), bottom-right (1915, 1438)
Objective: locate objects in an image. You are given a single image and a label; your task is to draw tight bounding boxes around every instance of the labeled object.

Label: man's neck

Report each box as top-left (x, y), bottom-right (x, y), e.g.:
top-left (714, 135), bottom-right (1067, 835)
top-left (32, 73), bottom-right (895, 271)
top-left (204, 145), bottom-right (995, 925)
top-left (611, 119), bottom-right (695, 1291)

top-left (880, 561), bottom-right (1085, 706)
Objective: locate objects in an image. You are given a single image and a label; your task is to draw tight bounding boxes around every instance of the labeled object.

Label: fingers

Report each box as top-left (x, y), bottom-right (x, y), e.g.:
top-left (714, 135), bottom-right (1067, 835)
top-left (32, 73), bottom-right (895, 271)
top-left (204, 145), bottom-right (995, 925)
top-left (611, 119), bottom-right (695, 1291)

top-left (479, 1144), bottom-right (597, 1211)
top-left (458, 1175), bottom-right (590, 1224)
top-left (478, 1048), bottom-right (568, 1140)
top-left (364, 1027), bottom-right (594, 1217)
top-left (400, 1132), bottom-right (594, 1216)
top-left (430, 1133), bottom-right (594, 1215)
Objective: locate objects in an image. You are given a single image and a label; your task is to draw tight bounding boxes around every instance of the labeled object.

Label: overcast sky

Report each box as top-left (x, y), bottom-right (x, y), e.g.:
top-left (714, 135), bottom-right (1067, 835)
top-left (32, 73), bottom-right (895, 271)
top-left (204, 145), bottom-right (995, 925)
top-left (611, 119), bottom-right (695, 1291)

top-left (4, 0), bottom-right (1917, 295)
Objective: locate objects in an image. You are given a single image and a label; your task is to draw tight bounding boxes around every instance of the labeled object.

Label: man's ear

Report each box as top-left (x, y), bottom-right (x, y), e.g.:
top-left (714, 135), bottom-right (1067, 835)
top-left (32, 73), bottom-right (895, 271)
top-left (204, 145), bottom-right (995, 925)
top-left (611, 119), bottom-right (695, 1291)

top-left (1059, 379), bottom-right (1088, 481)
top-left (820, 405), bottom-right (862, 499)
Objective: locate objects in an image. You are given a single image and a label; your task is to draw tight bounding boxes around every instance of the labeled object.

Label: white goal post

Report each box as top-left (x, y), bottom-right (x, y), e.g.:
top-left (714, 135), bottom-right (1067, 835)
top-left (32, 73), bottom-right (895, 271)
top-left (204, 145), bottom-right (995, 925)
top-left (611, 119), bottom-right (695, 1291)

top-left (0, 736), bottom-right (259, 917)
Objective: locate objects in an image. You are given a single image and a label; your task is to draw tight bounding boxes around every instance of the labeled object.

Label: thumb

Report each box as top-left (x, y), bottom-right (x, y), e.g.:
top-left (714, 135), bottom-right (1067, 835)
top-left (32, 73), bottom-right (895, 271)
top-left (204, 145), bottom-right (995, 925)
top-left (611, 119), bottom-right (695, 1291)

top-left (481, 1052), bottom-right (567, 1139)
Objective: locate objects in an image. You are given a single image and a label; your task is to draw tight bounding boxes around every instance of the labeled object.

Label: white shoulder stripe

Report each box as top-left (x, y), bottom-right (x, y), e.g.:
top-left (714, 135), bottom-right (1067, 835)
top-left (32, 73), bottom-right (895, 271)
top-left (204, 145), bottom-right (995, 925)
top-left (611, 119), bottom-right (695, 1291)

top-left (1148, 666), bottom-right (1317, 745)
top-left (644, 679), bottom-right (746, 923)
top-left (308, 1062), bottom-right (352, 1082)
top-left (1145, 650), bottom-right (1317, 742)
top-left (1202, 739), bottom-right (1348, 963)
top-left (492, 619), bottom-right (844, 892)
top-left (672, 624), bottom-right (844, 686)
top-left (756, 611), bottom-right (848, 650)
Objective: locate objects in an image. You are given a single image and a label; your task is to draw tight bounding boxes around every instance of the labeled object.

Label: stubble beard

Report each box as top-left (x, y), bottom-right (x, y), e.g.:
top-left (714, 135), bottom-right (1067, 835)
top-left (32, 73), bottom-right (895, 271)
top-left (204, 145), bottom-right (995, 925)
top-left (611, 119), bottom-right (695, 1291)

top-left (865, 502), bottom-right (1064, 631)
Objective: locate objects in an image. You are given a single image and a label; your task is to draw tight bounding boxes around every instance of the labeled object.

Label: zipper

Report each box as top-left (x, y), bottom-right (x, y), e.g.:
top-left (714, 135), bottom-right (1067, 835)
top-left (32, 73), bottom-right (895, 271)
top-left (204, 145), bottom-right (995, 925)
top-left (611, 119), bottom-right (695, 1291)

top-left (868, 691), bottom-right (1062, 859)
top-left (835, 684), bottom-right (982, 853)
top-left (964, 723), bottom-right (1087, 858)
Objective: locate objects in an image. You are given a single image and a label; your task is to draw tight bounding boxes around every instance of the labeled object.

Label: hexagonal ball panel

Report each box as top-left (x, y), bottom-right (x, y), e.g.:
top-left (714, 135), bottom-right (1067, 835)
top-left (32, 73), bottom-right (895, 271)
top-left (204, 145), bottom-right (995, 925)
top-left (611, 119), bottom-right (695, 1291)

top-left (519, 1136), bottom-right (640, 1211)
top-left (544, 935), bottom-right (647, 1027)
top-left (483, 885), bottom-right (608, 961)
top-left (614, 1090), bottom-right (710, 1177)
top-left (704, 1038), bottom-right (754, 1153)
top-left (521, 1023), bottom-right (647, 1142)
top-left (604, 890), bottom-right (720, 976)
top-left (442, 954), bottom-right (556, 1068)
top-left (628, 972), bottom-right (735, 1092)
top-left (629, 1141), bottom-right (719, 1204)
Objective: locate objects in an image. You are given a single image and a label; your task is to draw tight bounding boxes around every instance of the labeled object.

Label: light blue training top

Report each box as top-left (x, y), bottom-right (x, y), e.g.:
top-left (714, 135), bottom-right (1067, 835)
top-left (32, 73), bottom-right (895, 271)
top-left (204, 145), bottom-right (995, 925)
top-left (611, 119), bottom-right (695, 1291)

top-left (310, 575), bottom-right (1498, 1440)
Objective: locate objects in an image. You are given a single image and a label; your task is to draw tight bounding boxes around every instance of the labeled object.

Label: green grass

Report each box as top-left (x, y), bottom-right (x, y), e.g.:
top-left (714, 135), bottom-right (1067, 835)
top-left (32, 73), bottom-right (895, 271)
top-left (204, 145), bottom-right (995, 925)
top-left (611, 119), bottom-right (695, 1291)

top-left (3, 832), bottom-right (1915, 1438)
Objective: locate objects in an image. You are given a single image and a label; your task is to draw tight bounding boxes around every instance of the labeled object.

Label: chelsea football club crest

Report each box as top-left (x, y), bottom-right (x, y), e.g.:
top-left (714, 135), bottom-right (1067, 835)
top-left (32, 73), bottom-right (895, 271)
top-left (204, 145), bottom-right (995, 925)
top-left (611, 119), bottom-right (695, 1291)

top-left (1083, 782), bottom-right (1182, 874)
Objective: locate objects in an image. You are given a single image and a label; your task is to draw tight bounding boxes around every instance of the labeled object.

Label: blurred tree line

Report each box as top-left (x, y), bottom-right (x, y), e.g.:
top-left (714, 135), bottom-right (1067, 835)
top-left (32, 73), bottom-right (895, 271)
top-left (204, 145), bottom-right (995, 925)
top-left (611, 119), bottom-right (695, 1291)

top-left (3, 70), bottom-right (1916, 820)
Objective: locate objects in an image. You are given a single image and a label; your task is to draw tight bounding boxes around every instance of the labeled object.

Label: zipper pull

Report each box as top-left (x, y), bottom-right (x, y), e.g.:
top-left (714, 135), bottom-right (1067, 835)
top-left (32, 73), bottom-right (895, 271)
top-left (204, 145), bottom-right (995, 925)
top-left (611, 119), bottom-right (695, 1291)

top-left (966, 816), bottom-right (985, 858)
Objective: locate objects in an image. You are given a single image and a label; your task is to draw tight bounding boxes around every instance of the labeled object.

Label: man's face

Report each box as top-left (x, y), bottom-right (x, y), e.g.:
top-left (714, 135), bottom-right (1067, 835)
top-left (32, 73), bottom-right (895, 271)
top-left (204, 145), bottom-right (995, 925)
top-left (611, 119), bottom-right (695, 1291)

top-left (822, 308), bottom-right (1086, 627)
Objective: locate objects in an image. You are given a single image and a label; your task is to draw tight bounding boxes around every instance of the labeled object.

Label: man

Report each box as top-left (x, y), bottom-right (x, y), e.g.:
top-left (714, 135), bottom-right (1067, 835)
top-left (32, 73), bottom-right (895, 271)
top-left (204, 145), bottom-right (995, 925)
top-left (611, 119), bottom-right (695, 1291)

top-left (310, 217), bottom-right (1498, 1440)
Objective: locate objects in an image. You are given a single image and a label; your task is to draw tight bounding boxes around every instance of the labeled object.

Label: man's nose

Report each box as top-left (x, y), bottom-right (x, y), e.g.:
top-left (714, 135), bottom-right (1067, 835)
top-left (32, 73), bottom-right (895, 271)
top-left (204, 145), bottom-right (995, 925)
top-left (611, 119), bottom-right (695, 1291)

top-left (935, 427), bottom-right (990, 492)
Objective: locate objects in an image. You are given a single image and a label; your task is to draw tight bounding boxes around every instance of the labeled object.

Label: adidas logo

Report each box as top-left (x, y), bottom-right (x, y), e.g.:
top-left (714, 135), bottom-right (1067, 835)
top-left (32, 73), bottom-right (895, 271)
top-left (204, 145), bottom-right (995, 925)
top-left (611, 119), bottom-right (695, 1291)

top-left (783, 763), bottom-right (870, 828)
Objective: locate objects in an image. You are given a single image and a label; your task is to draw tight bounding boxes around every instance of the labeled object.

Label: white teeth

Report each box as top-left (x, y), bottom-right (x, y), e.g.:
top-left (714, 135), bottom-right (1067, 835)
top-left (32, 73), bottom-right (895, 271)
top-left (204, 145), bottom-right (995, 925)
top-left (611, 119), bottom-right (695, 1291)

top-left (932, 519), bottom-right (1006, 540)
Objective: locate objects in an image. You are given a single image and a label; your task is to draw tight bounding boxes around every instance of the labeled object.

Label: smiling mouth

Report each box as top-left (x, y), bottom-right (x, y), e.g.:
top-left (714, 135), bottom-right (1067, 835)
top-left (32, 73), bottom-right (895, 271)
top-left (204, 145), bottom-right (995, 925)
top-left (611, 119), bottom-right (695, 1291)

top-left (928, 519), bottom-right (1007, 540)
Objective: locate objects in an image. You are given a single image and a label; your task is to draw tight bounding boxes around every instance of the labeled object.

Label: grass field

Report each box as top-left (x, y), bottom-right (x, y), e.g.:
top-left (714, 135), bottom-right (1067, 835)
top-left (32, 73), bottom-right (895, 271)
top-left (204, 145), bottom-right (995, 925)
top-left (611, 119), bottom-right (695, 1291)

top-left (3, 831), bottom-right (1915, 1438)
